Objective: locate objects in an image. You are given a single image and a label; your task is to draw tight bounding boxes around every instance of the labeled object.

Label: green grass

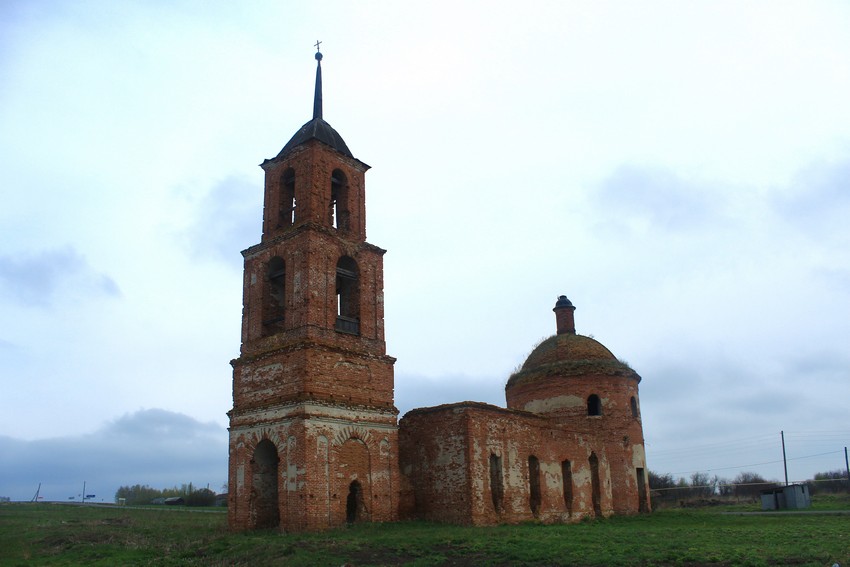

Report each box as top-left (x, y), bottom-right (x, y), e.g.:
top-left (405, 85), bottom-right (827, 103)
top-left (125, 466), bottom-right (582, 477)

top-left (1, 497), bottom-right (848, 566)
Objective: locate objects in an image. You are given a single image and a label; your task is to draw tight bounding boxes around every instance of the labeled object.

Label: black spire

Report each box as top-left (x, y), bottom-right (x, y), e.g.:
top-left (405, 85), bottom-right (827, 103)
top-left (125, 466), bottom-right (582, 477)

top-left (270, 44), bottom-right (365, 165)
top-left (313, 42), bottom-right (323, 120)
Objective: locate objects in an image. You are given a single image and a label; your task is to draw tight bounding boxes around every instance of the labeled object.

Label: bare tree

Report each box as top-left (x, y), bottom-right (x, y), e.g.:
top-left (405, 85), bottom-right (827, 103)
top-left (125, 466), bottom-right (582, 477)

top-left (689, 471), bottom-right (714, 498)
top-left (733, 472), bottom-right (779, 501)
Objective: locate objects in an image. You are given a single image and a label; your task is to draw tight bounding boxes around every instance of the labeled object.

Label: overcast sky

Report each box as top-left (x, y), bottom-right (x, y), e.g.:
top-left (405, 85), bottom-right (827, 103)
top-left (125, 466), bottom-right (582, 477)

top-left (2, 1), bottom-right (849, 502)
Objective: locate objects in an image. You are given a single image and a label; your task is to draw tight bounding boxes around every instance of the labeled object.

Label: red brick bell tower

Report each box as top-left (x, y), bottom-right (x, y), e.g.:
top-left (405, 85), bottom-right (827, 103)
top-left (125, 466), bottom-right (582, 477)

top-left (227, 48), bottom-right (399, 532)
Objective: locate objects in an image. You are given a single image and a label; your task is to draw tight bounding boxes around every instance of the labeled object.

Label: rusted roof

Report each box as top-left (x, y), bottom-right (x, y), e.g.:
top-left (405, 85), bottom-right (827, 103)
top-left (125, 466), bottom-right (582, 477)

top-left (506, 333), bottom-right (640, 390)
top-left (275, 117), bottom-right (353, 160)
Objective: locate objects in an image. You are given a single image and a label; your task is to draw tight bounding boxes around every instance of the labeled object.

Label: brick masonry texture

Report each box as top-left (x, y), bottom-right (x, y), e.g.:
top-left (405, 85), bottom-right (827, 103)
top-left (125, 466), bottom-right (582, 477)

top-left (228, 119), bottom-right (650, 532)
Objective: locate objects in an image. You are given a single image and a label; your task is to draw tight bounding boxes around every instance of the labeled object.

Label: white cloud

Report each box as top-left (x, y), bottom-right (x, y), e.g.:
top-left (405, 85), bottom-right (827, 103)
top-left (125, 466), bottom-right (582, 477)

top-left (0, 247), bottom-right (120, 306)
top-left (1, 0), bottom-right (849, 490)
top-left (178, 175), bottom-right (263, 266)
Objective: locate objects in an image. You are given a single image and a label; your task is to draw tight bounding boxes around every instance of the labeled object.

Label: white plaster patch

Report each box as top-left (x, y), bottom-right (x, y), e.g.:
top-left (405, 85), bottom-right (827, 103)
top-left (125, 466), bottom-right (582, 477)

top-left (507, 441), bottom-right (521, 485)
top-left (434, 436), bottom-right (465, 466)
top-left (287, 435), bottom-right (297, 491)
top-left (245, 363), bottom-right (284, 385)
top-left (632, 444), bottom-right (646, 467)
top-left (541, 461), bottom-right (561, 489)
top-left (523, 394), bottom-right (583, 414)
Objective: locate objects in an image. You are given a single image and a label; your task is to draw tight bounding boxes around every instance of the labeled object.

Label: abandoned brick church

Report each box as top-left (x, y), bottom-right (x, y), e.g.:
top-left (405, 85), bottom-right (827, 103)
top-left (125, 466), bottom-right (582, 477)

top-left (226, 52), bottom-right (651, 531)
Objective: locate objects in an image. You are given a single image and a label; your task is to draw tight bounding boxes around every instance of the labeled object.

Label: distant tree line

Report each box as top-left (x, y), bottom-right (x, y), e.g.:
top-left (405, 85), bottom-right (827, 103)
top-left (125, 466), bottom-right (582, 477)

top-left (648, 469), bottom-right (849, 504)
top-left (810, 470), bottom-right (850, 494)
top-left (114, 482), bottom-right (218, 506)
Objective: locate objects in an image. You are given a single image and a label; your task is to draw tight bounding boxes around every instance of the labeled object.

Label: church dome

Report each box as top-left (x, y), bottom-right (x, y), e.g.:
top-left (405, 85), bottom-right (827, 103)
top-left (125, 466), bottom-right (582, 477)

top-left (505, 296), bottom-right (640, 394)
top-left (506, 333), bottom-right (638, 390)
top-left (523, 332), bottom-right (617, 368)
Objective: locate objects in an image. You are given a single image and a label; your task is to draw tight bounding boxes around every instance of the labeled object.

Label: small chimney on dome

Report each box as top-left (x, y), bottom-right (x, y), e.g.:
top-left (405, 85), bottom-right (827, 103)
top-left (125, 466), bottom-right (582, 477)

top-left (553, 295), bottom-right (576, 335)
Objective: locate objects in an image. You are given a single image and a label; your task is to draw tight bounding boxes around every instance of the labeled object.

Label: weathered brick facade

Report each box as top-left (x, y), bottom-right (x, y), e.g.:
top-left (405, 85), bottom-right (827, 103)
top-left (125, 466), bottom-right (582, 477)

top-left (399, 297), bottom-right (650, 524)
top-left (227, 53), bottom-right (649, 532)
top-left (227, 52), bottom-right (399, 532)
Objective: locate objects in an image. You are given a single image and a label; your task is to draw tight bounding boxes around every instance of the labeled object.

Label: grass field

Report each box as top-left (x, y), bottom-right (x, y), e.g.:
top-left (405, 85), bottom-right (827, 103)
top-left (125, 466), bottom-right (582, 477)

top-left (1, 496), bottom-right (848, 566)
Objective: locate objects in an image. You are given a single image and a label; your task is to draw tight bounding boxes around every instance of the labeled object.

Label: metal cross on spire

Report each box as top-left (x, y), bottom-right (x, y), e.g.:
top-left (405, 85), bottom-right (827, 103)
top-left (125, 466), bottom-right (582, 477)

top-left (313, 41), bottom-right (323, 120)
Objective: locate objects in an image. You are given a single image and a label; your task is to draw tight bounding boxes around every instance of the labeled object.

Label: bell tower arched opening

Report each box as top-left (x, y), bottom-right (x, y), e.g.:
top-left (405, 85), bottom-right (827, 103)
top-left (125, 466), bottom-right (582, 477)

top-left (330, 169), bottom-right (350, 232)
top-left (335, 256), bottom-right (360, 334)
top-left (279, 167), bottom-right (296, 228)
top-left (262, 256), bottom-right (286, 336)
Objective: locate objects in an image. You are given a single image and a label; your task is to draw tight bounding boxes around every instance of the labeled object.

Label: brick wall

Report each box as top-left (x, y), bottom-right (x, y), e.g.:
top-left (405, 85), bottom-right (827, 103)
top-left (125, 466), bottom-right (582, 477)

top-left (399, 397), bottom-right (650, 525)
top-left (228, 407), bottom-right (399, 532)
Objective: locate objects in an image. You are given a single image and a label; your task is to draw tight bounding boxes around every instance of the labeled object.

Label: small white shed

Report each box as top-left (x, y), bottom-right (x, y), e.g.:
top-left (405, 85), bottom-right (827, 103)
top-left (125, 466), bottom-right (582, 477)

top-left (760, 484), bottom-right (811, 510)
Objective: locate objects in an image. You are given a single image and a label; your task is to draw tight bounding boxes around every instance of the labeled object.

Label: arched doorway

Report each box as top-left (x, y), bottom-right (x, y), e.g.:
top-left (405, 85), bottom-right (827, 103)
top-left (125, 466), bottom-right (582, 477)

top-left (251, 439), bottom-right (280, 529)
top-left (346, 480), bottom-right (365, 523)
top-left (337, 438), bottom-right (371, 524)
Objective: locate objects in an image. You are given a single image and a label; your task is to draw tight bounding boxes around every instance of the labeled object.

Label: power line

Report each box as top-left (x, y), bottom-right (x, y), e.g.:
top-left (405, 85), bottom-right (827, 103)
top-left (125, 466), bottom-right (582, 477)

top-left (666, 450), bottom-right (844, 476)
top-left (647, 433), bottom-right (777, 457)
top-left (648, 430), bottom-right (849, 456)
top-left (648, 430), bottom-right (848, 478)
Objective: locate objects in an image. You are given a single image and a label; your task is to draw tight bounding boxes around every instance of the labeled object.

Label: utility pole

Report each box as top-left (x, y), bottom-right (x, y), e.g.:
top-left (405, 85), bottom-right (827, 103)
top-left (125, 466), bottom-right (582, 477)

top-left (81, 481), bottom-right (86, 504)
top-left (845, 446), bottom-right (849, 493)
top-left (781, 431), bottom-right (788, 486)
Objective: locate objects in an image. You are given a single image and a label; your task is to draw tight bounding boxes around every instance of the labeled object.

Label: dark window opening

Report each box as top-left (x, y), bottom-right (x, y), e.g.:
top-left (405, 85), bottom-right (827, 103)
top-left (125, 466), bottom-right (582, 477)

top-left (528, 455), bottom-right (541, 517)
top-left (589, 452), bottom-right (602, 517)
top-left (587, 394), bottom-right (602, 416)
top-left (279, 168), bottom-right (296, 227)
top-left (489, 454), bottom-right (504, 513)
top-left (262, 257), bottom-right (286, 335)
top-left (562, 460), bottom-right (573, 516)
top-left (335, 256), bottom-right (359, 334)
top-left (630, 396), bottom-right (639, 418)
top-left (330, 169), bottom-right (350, 232)
top-left (346, 480), bottom-right (364, 523)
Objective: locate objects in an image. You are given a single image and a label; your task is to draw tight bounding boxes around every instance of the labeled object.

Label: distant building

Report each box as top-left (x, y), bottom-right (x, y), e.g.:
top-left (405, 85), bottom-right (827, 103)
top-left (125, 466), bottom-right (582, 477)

top-left (227, 51), bottom-right (650, 532)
